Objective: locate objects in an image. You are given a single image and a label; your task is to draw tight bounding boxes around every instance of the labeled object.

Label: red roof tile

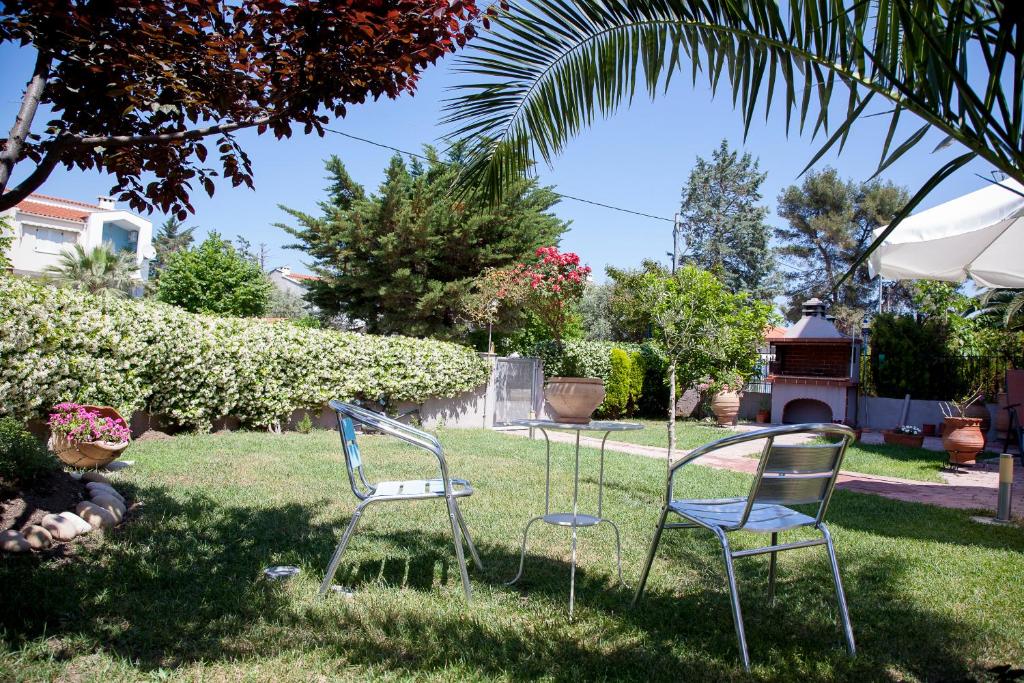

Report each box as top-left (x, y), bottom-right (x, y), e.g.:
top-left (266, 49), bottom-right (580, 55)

top-left (28, 193), bottom-right (100, 209)
top-left (16, 200), bottom-right (90, 222)
top-left (287, 272), bottom-right (320, 281)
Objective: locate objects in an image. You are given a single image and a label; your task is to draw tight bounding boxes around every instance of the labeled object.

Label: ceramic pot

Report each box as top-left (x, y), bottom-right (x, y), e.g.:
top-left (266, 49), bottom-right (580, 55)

top-left (963, 402), bottom-right (990, 434)
top-left (711, 390), bottom-right (741, 426)
top-left (922, 423), bottom-right (936, 437)
top-left (994, 392), bottom-right (1010, 436)
top-left (674, 388), bottom-right (700, 418)
top-left (756, 410), bottom-right (770, 424)
top-left (883, 430), bottom-right (924, 448)
top-left (941, 416), bottom-right (985, 465)
top-left (49, 434), bottom-right (127, 468)
top-left (545, 377), bottom-right (606, 424)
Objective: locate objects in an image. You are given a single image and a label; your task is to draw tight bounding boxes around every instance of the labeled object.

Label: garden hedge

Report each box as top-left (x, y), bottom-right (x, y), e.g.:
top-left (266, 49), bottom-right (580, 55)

top-left (0, 278), bottom-right (490, 430)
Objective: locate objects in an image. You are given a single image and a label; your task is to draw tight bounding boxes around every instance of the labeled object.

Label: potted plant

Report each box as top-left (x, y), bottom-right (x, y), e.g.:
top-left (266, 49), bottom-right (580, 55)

top-left (755, 394), bottom-right (771, 424)
top-left (48, 402), bottom-right (131, 469)
top-left (883, 424), bottom-right (924, 448)
top-left (703, 372), bottom-right (745, 427)
top-left (940, 390), bottom-right (986, 465)
top-left (515, 247), bottom-right (598, 423)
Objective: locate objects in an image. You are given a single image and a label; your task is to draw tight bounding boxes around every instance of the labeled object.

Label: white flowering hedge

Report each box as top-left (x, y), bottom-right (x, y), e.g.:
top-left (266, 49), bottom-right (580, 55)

top-left (0, 278), bottom-right (489, 430)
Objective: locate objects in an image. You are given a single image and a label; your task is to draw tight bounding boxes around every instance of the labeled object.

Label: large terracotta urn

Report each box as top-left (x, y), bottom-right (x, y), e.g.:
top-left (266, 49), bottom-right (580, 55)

top-left (711, 390), bottom-right (741, 426)
top-left (545, 377), bottom-right (606, 424)
top-left (941, 416), bottom-right (985, 465)
top-left (963, 402), bottom-right (990, 434)
top-left (994, 392), bottom-right (1010, 437)
top-left (675, 388), bottom-right (700, 418)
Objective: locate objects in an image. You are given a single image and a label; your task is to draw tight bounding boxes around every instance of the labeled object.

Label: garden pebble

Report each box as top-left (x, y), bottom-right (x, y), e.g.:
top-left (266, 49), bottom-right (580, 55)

top-left (76, 501), bottom-right (116, 529)
top-left (82, 471), bottom-right (112, 485)
top-left (62, 512), bottom-right (93, 534)
top-left (90, 494), bottom-right (126, 523)
top-left (86, 482), bottom-right (125, 502)
top-left (0, 530), bottom-right (30, 553)
top-left (41, 513), bottom-right (80, 541)
top-left (22, 525), bottom-right (52, 550)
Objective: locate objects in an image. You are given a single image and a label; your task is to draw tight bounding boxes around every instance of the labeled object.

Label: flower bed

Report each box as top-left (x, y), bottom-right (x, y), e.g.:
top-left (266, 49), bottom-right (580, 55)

top-left (0, 278), bottom-right (489, 430)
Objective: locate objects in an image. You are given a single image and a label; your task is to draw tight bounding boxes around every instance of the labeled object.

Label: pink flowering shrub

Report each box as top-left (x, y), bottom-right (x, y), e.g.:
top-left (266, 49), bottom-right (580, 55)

top-left (509, 246), bottom-right (591, 342)
top-left (48, 403), bottom-right (131, 444)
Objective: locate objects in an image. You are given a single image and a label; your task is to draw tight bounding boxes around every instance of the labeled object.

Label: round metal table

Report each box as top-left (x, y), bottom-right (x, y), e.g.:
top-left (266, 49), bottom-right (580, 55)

top-left (507, 418), bottom-right (643, 618)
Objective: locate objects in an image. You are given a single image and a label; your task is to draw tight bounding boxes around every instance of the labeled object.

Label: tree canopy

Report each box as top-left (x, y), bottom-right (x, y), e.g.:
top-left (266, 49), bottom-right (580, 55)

top-left (0, 0), bottom-right (483, 216)
top-left (156, 233), bottom-right (271, 317)
top-left (150, 218), bottom-right (197, 282)
top-left (43, 244), bottom-right (138, 297)
top-left (775, 168), bottom-right (908, 320)
top-left (678, 139), bottom-right (776, 299)
top-left (278, 147), bottom-right (568, 338)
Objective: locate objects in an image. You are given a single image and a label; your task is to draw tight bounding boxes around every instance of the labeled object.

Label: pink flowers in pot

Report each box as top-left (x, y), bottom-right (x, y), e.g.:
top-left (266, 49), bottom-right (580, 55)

top-left (48, 403), bottom-right (131, 445)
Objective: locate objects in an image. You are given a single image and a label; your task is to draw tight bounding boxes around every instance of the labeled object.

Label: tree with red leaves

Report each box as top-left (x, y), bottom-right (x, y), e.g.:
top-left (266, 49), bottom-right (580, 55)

top-left (0, 0), bottom-right (482, 218)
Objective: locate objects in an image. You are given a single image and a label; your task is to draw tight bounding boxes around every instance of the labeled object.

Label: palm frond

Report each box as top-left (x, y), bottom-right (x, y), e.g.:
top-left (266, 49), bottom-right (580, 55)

top-left (443, 0), bottom-right (1024, 237)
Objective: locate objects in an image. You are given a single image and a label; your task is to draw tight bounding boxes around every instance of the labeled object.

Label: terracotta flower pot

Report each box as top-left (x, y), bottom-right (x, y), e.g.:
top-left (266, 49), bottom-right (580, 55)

top-left (922, 423), bottom-right (936, 437)
top-left (941, 416), bottom-right (985, 465)
top-left (994, 392), bottom-right (1010, 436)
top-left (545, 377), bottom-right (606, 424)
top-left (963, 402), bottom-right (990, 434)
top-left (883, 430), bottom-right (924, 448)
top-left (674, 388), bottom-right (700, 418)
top-left (49, 434), bottom-right (128, 469)
top-left (756, 410), bottom-right (770, 424)
top-left (711, 390), bottom-right (740, 426)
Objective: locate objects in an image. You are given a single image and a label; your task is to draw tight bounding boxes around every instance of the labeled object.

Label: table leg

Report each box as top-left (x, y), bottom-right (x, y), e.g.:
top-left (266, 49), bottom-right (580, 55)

top-left (569, 429), bottom-right (581, 619)
top-left (507, 515), bottom-right (545, 585)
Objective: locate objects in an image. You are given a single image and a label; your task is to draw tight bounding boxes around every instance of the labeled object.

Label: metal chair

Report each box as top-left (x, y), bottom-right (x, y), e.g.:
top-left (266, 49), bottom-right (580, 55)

top-left (318, 401), bottom-right (483, 601)
top-left (633, 423), bottom-right (857, 671)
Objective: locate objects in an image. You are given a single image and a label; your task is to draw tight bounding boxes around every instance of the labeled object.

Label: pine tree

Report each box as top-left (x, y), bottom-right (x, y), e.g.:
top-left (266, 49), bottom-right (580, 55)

top-left (678, 139), bottom-right (776, 298)
top-left (775, 168), bottom-right (908, 320)
top-left (150, 217), bottom-right (197, 280)
top-left (278, 145), bottom-right (568, 338)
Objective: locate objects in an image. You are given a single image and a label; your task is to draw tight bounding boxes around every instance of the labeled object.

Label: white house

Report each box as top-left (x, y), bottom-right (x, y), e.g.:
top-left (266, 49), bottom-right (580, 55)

top-left (1, 193), bottom-right (156, 284)
top-left (268, 265), bottom-right (320, 299)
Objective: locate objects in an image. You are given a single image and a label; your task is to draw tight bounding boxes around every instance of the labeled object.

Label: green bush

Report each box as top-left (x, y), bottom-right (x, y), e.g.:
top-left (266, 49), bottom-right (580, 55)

top-left (0, 418), bottom-right (56, 488)
top-left (0, 278), bottom-right (490, 431)
top-left (602, 348), bottom-right (633, 418)
top-left (628, 350), bottom-right (645, 414)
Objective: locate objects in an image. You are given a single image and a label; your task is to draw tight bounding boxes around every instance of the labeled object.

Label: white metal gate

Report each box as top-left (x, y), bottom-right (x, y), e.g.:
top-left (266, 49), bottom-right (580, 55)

top-left (493, 357), bottom-right (542, 426)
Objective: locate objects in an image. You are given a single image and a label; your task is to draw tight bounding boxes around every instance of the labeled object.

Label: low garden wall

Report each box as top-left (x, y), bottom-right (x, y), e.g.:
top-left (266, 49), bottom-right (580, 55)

top-left (1, 278), bottom-right (490, 432)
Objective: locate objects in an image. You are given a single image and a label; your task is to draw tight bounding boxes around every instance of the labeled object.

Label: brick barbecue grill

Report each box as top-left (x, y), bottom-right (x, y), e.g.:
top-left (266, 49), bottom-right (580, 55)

top-left (768, 298), bottom-right (861, 424)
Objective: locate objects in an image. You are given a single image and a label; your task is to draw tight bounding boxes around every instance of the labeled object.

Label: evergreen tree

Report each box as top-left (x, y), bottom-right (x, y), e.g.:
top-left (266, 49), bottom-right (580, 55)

top-left (156, 233), bottom-right (271, 316)
top-left (150, 217), bottom-right (197, 280)
top-left (278, 145), bottom-right (569, 338)
top-left (775, 168), bottom-right (909, 320)
top-left (678, 139), bottom-right (776, 298)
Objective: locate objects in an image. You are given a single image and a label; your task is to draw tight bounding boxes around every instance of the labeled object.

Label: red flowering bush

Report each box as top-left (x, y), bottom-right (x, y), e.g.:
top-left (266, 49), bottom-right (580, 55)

top-left (509, 246), bottom-right (591, 342)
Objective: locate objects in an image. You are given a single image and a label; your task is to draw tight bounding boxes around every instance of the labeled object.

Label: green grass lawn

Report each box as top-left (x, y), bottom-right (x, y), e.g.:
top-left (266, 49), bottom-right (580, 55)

top-left (600, 417), bottom-right (738, 450)
top-left (2, 428), bottom-right (1022, 681)
top-left (837, 440), bottom-right (949, 482)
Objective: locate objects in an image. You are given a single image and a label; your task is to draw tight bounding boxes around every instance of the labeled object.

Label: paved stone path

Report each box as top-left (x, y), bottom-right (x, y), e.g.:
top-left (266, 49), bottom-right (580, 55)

top-left (503, 425), bottom-right (1024, 519)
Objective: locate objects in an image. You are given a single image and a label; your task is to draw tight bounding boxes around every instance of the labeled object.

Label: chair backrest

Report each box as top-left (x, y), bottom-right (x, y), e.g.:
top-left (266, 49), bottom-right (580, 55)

top-left (741, 424), bottom-right (854, 527)
top-left (329, 400), bottom-right (446, 500)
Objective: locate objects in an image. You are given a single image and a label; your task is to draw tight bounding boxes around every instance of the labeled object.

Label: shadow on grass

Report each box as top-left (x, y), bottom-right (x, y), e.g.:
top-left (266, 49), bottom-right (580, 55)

top-left (0, 481), bottom-right (1016, 681)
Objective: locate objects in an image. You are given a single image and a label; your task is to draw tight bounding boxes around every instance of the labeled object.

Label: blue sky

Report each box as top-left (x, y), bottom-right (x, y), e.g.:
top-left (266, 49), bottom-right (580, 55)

top-left (0, 41), bottom-right (1001, 282)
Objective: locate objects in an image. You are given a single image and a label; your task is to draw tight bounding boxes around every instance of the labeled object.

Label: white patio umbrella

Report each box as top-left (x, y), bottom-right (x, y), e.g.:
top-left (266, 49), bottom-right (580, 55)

top-left (868, 178), bottom-right (1024, 288)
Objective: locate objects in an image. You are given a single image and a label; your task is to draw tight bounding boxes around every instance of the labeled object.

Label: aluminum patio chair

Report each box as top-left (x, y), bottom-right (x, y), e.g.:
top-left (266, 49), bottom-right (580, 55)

top-left (318, 400), bottom-right (483, 601)
top-left (633, 423), bottom-right (857, 671)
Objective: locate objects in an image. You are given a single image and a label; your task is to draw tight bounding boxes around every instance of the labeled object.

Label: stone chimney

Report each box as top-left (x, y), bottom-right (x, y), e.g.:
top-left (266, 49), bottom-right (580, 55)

top-left (97, 196), bottom-right (117, 210)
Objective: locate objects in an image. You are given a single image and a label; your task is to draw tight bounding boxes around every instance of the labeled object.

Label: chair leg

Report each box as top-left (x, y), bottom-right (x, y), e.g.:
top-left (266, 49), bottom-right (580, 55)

top-left (767, 531), bottom-right (778, 605)
top-left (820, 523), bottom-right (856, 657)
top-left (445, 496), bottom-right (473, 602)
top-left (712, 527), bottom-right (750, 672)
top-left (632, 505), bottom-right (669, 606)
top-left (453, 500), bottom-right (483, 571)
top-left (319, 504), bottom-right (366, 598)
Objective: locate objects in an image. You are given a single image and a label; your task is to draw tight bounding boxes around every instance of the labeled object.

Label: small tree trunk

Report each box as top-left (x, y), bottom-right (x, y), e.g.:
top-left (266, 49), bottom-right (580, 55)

top-left (0, 50), bottom-right (51, 195)
top-left (667, 360), bottom-right (677, 476)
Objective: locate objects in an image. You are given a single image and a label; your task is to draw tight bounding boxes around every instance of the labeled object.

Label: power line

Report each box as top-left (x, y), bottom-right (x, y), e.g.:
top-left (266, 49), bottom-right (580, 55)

top-left (322, 127), bottom-right (675, 224)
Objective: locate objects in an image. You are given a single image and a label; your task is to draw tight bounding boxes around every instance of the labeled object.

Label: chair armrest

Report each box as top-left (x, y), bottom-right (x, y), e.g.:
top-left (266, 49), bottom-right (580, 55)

top-left (330, 400), bottom-right (450, 480)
